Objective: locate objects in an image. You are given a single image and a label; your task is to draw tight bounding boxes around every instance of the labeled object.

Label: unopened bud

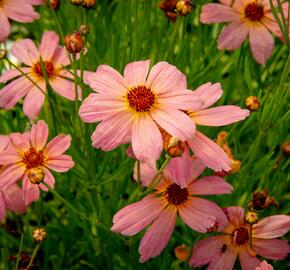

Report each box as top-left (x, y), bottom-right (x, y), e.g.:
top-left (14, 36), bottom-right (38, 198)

top-left (159, 0), bottom-right (178, 22)
top-left (28, 167), bottom-right (44, 184)
top-left (163, 135), bottom-right (186, 157)
top-left (248, 189), bottom-right (278, 211)
top-left (64, 31), bottom-right (85, 54)
top-left (50, 0), bottom-right (60, 10)
top-left (82, 0), bottom-right (96, 9)
top-left (282, 141), bottom-right (290, 155)
top-left (176, 0), bottom-right (195, 16)
top-left (174, 244), bottom-right (190, 261)
top-left (79, 24), bottom-right (90, 36)
top-left (70, 0), bottom-right (83, 6)
top-left (230, 159), bottom-right (241, 173)
top-left (245, 96), bottom-right (260, 111)
top-left (33, 227), bottom-right (47, 243)
top-left (0, 49), bottom-right (6, 60)
top-left (245, 211), bottom-right (258, 224)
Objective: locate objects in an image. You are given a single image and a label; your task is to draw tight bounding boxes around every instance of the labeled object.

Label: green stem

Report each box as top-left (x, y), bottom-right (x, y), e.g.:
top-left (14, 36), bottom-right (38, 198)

top-left (15, 233), bottom-right (24, 270)
top-left (26, 244), bottom-right (41, 270)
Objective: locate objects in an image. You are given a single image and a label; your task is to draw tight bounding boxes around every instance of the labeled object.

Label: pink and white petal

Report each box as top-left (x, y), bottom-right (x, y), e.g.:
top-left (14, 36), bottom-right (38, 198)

top-left (191, 106), bottom-right (250, 127)
top-left (4, 184), bottom-right (26, 213)
top-left (0, 150), bottom-right (22, 165)
top-left (50, 77), bottom-right (80, 101)
top-left (112, 194), bottom-right (165, 236)
top-left (188, 176), bottom-right (233, 195)
top-left (124, 60), bottom-right (150, 86)
top-left (159, 89), bottom-right (202, 110)
top-left (191, 82), bottom-right (223, 110)
top-left (30, 120), bottom-right (48, 151)
top-left (151, 107), bottom-right (195, 141)
top-left (200, 4), bottom-right (240, 24)
top-left (165, 148), bottom-right (192, 188)
top-left (44, 134), bottom-right (72, 157)
top-left (0, 164), bottom-right (26, 188)
top-left (91, 111), bottom-right (134, 151)
top-left (133, 161), bottom-right (158, 187)
top-left (0, 10), bottom-right (10, 42)
top-left (23, 85), bottom-right (46, 120)
top-left (249, 24), bottom-right (275, 64)
top-left (88, 65), bottom-right (129, 95)
top-left (207, 246), bottom-right (237, 270)
top-left (189, 156), bottom-right (207, 181)
top-left (188, 131), bottom-right (231, 172)
top-left (146, 62), bottom-right (187, 94)
top-left (39, 31), bottom-right (59, 61)
top-left (79, 93), bottom-right (125, 123)
top-left (52, 46), bottom-right (70, 67)
top-left (253, 215), bottom-right (290, 239)
top-left (22, 172), bottom-right (40, 205)
top-left (239, 246), bottom-right (261, 270)
top-left (0, 67), bottom-right (31, 83)
top-left (9, 132), bottom-right (31, 152)
top-left (189, 236), bottom-right (226, 267)
top-left (11, 39), bottom-right (39, 66)
top-left (218, 21), bottom-right (249, 51)
top-left (139, 206), bottom-right (177, 263)
top-left (132, 113), bottom-right (163, 163)
top-left (45, 155), bottom-right (74, 172)
top-left (252, 238), bottom-right (290, 260)
top-left (223, 206), bottom-right (245, 227)
top-left (39, 167), bottom-right (55, 191)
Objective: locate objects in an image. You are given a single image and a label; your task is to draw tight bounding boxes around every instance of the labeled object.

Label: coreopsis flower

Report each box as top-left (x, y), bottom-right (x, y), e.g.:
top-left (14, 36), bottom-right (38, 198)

top-left (0, 0), bottom-right (44, 42)
top-left (255, 261), bottom-right (273, 270)
top-left (187, 82), bottom-right (249, 171)
top-left (80, 60), bottom-right (201, 164)
top-left (0, 31), bottom-right (82, 120)
top-left (190, 206), bottom-right (290, 270)
top-left (0, 135), bottom-right (26, 220)
top-left (200, 0), bottom-right (289, 64)
top-left (112, 150), bottom-right (232, 262)
top-left (0, 120), bottom-right (74, 205)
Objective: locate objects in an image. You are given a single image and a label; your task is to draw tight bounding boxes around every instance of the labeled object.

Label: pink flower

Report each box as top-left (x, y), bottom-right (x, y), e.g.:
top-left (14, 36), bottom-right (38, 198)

top-left (79, 60), bottom-right (201, 164)
top-left (0, 31), bottom-right (82, 119)
top-left (187, 82), bottom-right (249, 171)
top-left (255, 261), bottom-right (273, 270)
top-left (112, 149), bottom-right (232, 262)
top-left (190, 206), bottom-right (290, 270)
top-left (0, 120), bottom-right (74, 205)
top-left (200, 0), bottom-right (289, 64)
top-left (0, 0), bottom-right (44, 42)
top-left (0, 135), bottom-right (26, 220)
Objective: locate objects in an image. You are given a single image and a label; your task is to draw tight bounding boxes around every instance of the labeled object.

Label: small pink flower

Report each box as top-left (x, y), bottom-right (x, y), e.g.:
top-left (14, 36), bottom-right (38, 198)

top-left (80, 60), bottom-right (201, 164)
top-left (187, 82), bottom-right (249, 171)
top-left (0, 0), bottom-right (44, 42)
top-left (0, 135), bottom-right (26, 220)
top-left (255, 261), bottom-right (273, 270)
top-left (200, 0), bottom-right (289, 64)
top-left (0, 31), bottom-right (82, 120)
top-left (190, 206), bottom-right (290, 270)
top-left (0, 120), bottom-right (74, 205)
top-left (112, 149), bottom-right (232, 262)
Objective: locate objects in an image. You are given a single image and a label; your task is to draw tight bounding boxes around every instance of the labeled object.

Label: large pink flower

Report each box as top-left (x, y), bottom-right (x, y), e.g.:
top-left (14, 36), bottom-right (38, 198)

top-left (190, 206), bottom-right (290, 270)
top-left (0, 31), bottom-right (82, 119)
top-left (0, 0), bottom-right (44, 42)
top-left (112, 150), bottom-right (232, 262)
top-left (0, 135), bottom-right (26, 220)
top-left (80, 60), bottom-right (201, 164)
top-left (0, 120), bottom-right (74, 205)
top-left (200, 0), bottom-right (289, 64)
top-left (187, 82), bottom-right (249, 171)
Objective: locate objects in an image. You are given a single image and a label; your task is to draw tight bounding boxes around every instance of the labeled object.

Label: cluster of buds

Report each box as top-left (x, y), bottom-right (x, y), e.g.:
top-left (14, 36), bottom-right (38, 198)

top-left (70, 0), bottom-right (96, 9)
top-left (245, 96), bottom-right (260, 111)
top-left (33, 227), bottom-right (47, 243)
top-left (64, 31), bottom-right (85, 54)
top-left (161, 129), bottom-right (186, 157)
top-left (50, 0), bottom-right (60, 10)
top-left (248, 189), bottom-right (278, 211)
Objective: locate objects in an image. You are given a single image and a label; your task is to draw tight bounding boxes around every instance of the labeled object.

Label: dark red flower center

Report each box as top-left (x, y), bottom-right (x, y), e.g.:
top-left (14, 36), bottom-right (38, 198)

top-left (164, 183), bottom-right (189, 206)
top-left (127, 86), bottom-right (155, 112)
top-left (245, 3), bottom-right (264, 21)
top-left (23, 148), bottom-right (44, 169)
top-left (232, 227), bottom-right (249, 245)
top-left (33, 61), bottom-right (54, 78)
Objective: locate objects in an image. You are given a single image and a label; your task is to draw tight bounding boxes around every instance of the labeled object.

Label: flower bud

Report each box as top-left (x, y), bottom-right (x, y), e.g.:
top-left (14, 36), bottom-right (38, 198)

top-left (82, 0), bottom-right (96, 9)
top-left (245, 211), bottom-right (258, 224)
top-left (245, 96), bottom-right (260, 111)
top-left (230, 159), bottom-right (241, 173)
top-left (33, 227), bottom-right (47, 243)
top-left (282, 141), bottom-right (290, 155)
top-left (64, 31), bottom-right (85, 54)
top-left (174, 244), bottom-right (190, 261)
top-left (79, 24), bottom-right (90, 36)
top-left (28, 167), bottom-right (45, 184)
top-left (176, 0), bottom-right (195, 16)
top-left (159, 0), bottom-right (178, 22)
top-left (163, 134), bottom-right (186, 157)
top-left (50, 0), bottom-right (60, 10)
top-left (0, 49), bottom-right (6, 60)
top-left (248, 189), bottom-right (278, 211)
top-left (70, 0), bottom-right (83, 6)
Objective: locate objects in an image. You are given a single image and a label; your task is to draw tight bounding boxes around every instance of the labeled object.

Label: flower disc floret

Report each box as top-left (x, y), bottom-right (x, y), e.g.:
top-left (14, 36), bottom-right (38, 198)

top-left (33, 61), bottom-right (55, 78)
top-left (23, 148), bottom-right (44, 169)
top-left (164, 183), bottom-right (188, 206)
top-left (245, 3), bottom-right (264, 21)
top-left (127, 86), bottom-right (155, 112)
top-left (232, 227), bottom-right (249, 245)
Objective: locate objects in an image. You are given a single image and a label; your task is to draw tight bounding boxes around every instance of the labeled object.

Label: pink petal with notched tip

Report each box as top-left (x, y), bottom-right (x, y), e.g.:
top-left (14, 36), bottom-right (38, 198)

top-left (91, 111), bottom-right (134, 151)
top-left (44, 134), bottom-right (72, 157)
top-left (0, 67), bottom-right (31, 83)
top-left (200, 4), bottom-right (240, 24)
top-left (191, 106), bottom-right (250, 127)
top-left (139, 206), bottom-right (176, 263)
top-left (145, 62), bottom-right (187, 94)
top-left (239, 246), bottom-right (261, 270)
top-left (4, 184), bottom-right (26, 213)
top-left (218, 21), bottom-right (249, 51)
top-left (132, 113), bottom-right (163, 163)
top-left (188, 131), bottom-right (231, 172)
top-left (11, 39), bottom-right (39, 66)
top-left (45, 155), bottom-right (74, 173)
top-left (0, 10), bottom-right (10, 42)
top-left (124, 60), bottom-right (150, 86)
top-left (22, 172), bottom-right (40, 205)
top-left (30, 120), bottom-right (48, 151)
top-left (253, 215), bottom-right (290, 238)
top-left (39, 31), bottom-right (59, 61)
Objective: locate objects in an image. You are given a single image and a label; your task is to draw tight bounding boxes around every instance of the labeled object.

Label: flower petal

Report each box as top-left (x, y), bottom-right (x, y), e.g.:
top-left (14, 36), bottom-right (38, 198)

top-left (124, 60), bottom-right (150, 86)
top-left (207, 245), bottom-right (237, 270)
top-left (0, 164), bottom-right (26, 188)
top-left (52, 46), bottom-right (70, 67)
top-left (44, 134), bottom-right (72, 157)
top-left (133, 161), bottom-right (157, 187)
top-left (0, 191), bottom-right (6, 220)
top-left (39, 31), bottom-right (59, 61)
top-left (22, 172), bottom-right (40, 205)
top-left (45, 154), bottom-right (74, 172)
top-left (9, 132), bottom-right (30, 152)
top-left (188, 156), bottom-right (207, 181)
top-left (0, 10), bottom-right (10, 42)
top-left (30, 120), bottom-right (48, 151)
top-left (223, 206), bottom-right (244, 227)
top-left (0, 150), bottom-right (22, 165)
top-left (0, 67), bottom-right (31, 83)
top-left (139, 206), bottom-right (176, 263)
top-left (200, 4), bottom-right (240, 23)
top-left (50, 77), bottom-right (80, 101)
top-left (39, 167), bottom-right (55, 191)
top-left (239, 246), bottom-right (261, 270)
top-left (11, 39), bottom-right (39, 66)
top-left (3, 184), bottom-right (26, 213)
